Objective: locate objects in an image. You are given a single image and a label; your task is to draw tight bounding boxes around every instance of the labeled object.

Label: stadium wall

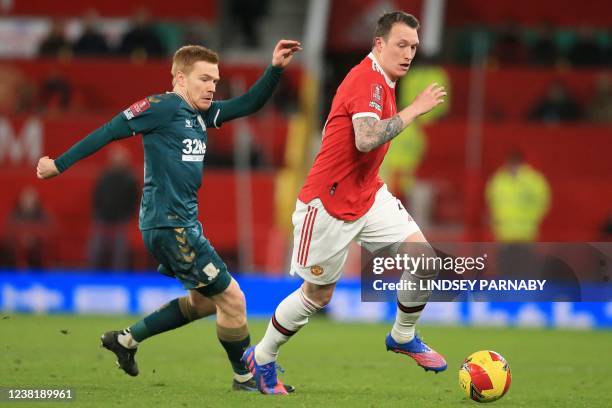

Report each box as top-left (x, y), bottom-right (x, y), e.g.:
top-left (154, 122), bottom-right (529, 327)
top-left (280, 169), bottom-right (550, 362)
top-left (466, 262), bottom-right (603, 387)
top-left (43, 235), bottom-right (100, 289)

top-left (1, 271), bottom-right (610, 329)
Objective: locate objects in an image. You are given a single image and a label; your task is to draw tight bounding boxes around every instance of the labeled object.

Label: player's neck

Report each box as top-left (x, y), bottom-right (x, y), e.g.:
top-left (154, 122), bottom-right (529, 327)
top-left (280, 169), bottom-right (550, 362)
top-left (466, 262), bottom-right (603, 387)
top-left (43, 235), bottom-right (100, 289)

top-left (371, 49), bottom-right (399, 83)
top-left (172, 87), bottom-right (197, 110)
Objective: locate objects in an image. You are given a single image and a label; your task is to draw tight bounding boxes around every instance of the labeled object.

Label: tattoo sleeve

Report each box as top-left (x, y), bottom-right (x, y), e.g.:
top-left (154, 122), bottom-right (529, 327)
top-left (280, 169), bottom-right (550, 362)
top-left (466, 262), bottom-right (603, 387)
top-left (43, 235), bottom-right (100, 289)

top-left (352, 115), bottom-right (405, 152)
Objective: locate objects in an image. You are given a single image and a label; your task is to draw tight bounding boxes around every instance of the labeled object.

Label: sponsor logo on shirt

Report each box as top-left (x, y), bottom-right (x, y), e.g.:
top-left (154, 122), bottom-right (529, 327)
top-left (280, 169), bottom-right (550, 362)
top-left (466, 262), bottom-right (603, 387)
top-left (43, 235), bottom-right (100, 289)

top-left (371, 84), bottom-right (383, 102)
top-left (184, 116), bottom-right (206, 130)
top-left (123, 98), bottom-right (151, 120)
top-left (182, 138), bottom-right (206, 161)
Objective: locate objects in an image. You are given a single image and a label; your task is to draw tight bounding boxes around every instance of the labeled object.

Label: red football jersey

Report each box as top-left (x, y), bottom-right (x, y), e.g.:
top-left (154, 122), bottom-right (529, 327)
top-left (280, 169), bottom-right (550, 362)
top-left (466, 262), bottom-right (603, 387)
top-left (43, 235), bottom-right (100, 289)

top-left (298, 52), bottom-right (397, 220)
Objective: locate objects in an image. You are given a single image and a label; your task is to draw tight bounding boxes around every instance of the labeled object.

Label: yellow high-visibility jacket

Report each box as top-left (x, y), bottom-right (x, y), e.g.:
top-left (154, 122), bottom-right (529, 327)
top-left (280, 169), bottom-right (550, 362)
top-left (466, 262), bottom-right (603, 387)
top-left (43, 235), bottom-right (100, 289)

top-left (486, 164), bottom-right (551, 242)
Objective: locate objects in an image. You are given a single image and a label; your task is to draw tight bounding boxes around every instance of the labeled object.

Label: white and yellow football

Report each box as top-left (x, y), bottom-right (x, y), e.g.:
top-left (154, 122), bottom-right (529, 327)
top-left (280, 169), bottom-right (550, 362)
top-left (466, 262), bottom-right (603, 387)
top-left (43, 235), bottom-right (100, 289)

top-left (458, 350), bottom-right (511, 403)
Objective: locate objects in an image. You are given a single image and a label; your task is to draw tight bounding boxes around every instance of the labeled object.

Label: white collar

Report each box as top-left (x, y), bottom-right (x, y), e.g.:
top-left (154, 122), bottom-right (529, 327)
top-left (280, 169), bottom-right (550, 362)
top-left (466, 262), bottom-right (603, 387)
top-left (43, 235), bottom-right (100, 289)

top-left (368, 52), bottom-right (396, 88)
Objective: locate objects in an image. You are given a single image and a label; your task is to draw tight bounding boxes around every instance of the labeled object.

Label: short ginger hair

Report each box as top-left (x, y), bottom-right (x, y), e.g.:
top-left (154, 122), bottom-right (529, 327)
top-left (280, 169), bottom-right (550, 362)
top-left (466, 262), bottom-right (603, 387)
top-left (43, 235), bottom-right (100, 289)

top-left (171, 45), bottom-right (219, 82)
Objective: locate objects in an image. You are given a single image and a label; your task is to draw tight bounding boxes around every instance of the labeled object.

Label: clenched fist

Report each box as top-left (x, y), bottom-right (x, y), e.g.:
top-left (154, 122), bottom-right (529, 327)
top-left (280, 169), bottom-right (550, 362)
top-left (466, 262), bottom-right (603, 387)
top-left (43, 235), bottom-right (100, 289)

top-left (37, 156), bottom-right (60, 179)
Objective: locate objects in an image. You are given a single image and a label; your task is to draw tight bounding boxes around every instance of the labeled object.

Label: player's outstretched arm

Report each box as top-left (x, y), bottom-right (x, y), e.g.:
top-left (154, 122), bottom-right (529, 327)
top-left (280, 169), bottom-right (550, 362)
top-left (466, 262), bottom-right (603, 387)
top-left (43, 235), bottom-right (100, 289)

top-left (210, 40), bottom-right (302, 125)
top-left (353, 83), bottom-right (446, 153)
top-left (36, 114), bottom-right (134, 179)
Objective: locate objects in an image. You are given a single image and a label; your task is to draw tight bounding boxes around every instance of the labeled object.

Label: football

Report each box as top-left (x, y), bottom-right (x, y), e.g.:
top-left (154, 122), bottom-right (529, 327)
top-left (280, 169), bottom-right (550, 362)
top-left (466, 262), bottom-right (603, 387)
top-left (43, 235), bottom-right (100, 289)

top-left (459, 350), bottom-right (512, 403)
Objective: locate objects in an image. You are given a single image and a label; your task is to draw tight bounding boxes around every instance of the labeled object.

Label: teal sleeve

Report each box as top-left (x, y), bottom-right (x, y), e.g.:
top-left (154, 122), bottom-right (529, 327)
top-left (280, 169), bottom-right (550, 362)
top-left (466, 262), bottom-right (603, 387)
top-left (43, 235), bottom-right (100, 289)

top-left (54, 114), bottom-right (133, 173)
top-left (123, 94), bottom-right (179, 134)
top-left (205, 65), bottom-right (283, 128)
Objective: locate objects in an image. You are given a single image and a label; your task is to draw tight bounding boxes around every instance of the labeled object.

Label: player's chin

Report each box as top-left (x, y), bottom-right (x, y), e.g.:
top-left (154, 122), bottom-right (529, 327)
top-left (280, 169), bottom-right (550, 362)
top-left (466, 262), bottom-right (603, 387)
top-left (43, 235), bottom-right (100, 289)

top-left (396, 65), bottom-right (411, 77)
top-left (197, 100), bottom-right (212, 110)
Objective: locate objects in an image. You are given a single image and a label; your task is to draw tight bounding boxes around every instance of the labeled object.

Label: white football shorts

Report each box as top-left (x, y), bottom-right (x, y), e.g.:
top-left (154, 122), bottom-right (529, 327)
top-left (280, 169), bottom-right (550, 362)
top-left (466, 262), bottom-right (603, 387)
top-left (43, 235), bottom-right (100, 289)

top-left (290, 184), bottom-right (421, 285)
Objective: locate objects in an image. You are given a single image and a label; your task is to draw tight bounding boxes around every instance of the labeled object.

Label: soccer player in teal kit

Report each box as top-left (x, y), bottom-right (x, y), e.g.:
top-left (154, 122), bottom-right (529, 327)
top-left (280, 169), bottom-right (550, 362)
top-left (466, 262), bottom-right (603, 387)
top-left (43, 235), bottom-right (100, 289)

top-left (36, 40), bottom-right (301, 392)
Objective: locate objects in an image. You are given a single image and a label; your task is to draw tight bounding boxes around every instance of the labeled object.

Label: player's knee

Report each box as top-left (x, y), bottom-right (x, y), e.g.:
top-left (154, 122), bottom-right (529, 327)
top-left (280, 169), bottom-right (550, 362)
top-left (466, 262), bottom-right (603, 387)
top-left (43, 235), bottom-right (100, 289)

top-left (302, 282), bottom-right (334, 307)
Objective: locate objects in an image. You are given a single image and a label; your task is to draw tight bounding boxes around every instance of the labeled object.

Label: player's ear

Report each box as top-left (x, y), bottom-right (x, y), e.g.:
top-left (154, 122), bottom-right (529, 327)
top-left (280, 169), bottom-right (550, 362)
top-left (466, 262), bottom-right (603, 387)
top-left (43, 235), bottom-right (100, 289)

top-left (175, 70), bottom-right (186, 87)
top-left (374, 36), bottom-right (384, 52)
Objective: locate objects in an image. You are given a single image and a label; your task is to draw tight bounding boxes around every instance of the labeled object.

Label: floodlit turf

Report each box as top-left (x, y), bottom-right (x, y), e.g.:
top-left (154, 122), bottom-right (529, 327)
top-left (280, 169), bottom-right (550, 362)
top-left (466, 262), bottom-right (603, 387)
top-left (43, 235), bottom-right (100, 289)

top-left (1, 314), bottom-right (611, 407)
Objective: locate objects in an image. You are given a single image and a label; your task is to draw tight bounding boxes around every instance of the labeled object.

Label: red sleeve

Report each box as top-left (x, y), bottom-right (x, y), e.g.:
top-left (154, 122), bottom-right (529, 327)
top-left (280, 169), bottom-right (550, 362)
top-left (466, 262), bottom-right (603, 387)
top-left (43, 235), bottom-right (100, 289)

top-left (345, 71), bottom-right (385, 121)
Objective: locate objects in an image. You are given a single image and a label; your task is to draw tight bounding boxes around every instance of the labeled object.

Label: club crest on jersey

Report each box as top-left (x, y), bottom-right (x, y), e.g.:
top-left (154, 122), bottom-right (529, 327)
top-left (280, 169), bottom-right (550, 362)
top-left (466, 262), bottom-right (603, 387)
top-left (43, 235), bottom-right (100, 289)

top-left (123, 98), bottom-right (151, 120)
top-left (310, 265), bottom-right (324, 276)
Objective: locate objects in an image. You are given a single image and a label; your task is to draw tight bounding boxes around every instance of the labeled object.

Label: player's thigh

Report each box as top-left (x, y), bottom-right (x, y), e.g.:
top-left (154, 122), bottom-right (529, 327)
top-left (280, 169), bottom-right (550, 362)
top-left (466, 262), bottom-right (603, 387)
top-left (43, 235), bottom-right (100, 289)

top-left (358, 184), bottom-right (422, 253)
top-left (142, 223), bottom-right (232, 296)
top-left (290, 198), bottom-right (361, 285)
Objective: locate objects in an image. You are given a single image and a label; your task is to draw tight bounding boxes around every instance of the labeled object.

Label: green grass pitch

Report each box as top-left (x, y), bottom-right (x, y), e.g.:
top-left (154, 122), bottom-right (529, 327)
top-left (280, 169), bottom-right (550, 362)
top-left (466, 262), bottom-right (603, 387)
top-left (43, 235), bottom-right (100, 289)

top-left (1, 314), bottom-right (611, 407)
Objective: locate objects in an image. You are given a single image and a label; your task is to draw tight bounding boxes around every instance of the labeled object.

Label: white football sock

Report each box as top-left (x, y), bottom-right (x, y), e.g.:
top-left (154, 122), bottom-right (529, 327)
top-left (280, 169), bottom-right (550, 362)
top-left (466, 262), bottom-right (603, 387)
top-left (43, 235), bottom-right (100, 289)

top-left (117, 328), bottom-right (139, 349)
top-left (391, 302), bottom-right (425, 344)
top-left (255, 288), bottom-right (321, 365)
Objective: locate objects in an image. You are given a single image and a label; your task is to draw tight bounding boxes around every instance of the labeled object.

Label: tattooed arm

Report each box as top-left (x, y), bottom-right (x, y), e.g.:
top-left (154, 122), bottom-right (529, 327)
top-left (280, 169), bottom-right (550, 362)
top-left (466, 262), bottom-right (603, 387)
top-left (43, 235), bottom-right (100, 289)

top-left (352, 83), bottom-right (447, 153)
top-left (353, 114), bottom-right (406, 152)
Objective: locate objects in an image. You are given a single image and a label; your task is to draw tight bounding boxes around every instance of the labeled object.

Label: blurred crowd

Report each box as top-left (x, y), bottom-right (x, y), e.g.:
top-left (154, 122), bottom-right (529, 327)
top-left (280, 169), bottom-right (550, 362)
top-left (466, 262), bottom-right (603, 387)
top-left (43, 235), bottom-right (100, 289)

top-left (447, 22), bottom-right (612, 68)
top-left (0, 147), bottom-right (141, 271)
top-left (39, 10), bottom-right (164, 59)
top-left (528, 76), bottom-right (612, 124)
top-left (36, 3), bottom-right (271, 60)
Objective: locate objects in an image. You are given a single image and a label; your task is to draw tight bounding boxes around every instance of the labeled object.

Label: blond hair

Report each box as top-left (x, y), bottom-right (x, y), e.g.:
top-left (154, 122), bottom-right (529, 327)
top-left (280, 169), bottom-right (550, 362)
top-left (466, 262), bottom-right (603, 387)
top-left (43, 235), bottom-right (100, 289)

top-left (171, 45), bottom-right (219, 85)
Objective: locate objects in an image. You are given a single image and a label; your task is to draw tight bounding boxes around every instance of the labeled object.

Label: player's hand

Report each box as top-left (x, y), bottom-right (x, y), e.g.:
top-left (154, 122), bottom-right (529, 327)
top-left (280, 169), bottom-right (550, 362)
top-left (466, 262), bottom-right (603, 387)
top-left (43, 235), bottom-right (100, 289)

top-left (409, 83), bottom-right (447, 117)
top-left (36, 156), bottom-right (60, 179)
top-left (271, 39), bottom-right (302, 68)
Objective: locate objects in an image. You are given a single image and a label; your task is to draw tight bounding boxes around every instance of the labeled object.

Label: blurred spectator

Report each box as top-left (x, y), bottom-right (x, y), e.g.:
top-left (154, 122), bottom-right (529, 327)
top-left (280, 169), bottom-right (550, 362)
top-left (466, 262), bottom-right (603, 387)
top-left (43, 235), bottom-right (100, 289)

top-left (486, 151), bottom-right (551, 242)
top-left (229, 0), bottom-right (269, 48)
top-left (528, 23), bottom-right (559, 66)
top-left (118, 8), bottom-right (165, 59)
top-left (568, 26), bottom-right (605, 67)
top-left (3, 187), bottom-right (52, 269)
top-left (73, 10), bottom-right (110, 56)
top-left (88, 146), bottom-right (139, 270)
top-left (493, 21), bottom-right (527, 65)
top-left (586, 74), bottom-right (612, 124)
top-left (528, 80), bottom-right (583, 123)
top-left (486, 152), bottom-right (550, 281)
top-left (38, 69), bottom-right (72, 113)
top-left (38, 19), bottom-right (72, 58)
top-left (0, 66), bottom-right (35, 113)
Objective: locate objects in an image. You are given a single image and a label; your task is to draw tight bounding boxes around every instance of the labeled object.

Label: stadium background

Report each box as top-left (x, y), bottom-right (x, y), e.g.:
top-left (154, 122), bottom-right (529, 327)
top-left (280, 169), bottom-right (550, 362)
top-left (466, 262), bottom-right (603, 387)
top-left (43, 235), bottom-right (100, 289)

top-left (0, 2), bottom-right (611, 405)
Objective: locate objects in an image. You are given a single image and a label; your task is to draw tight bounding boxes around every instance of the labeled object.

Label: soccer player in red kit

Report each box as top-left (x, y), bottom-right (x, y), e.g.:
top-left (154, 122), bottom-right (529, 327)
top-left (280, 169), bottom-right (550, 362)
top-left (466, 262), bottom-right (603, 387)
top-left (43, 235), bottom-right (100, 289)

top-left (244, 11), bottom-right (447, 394)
